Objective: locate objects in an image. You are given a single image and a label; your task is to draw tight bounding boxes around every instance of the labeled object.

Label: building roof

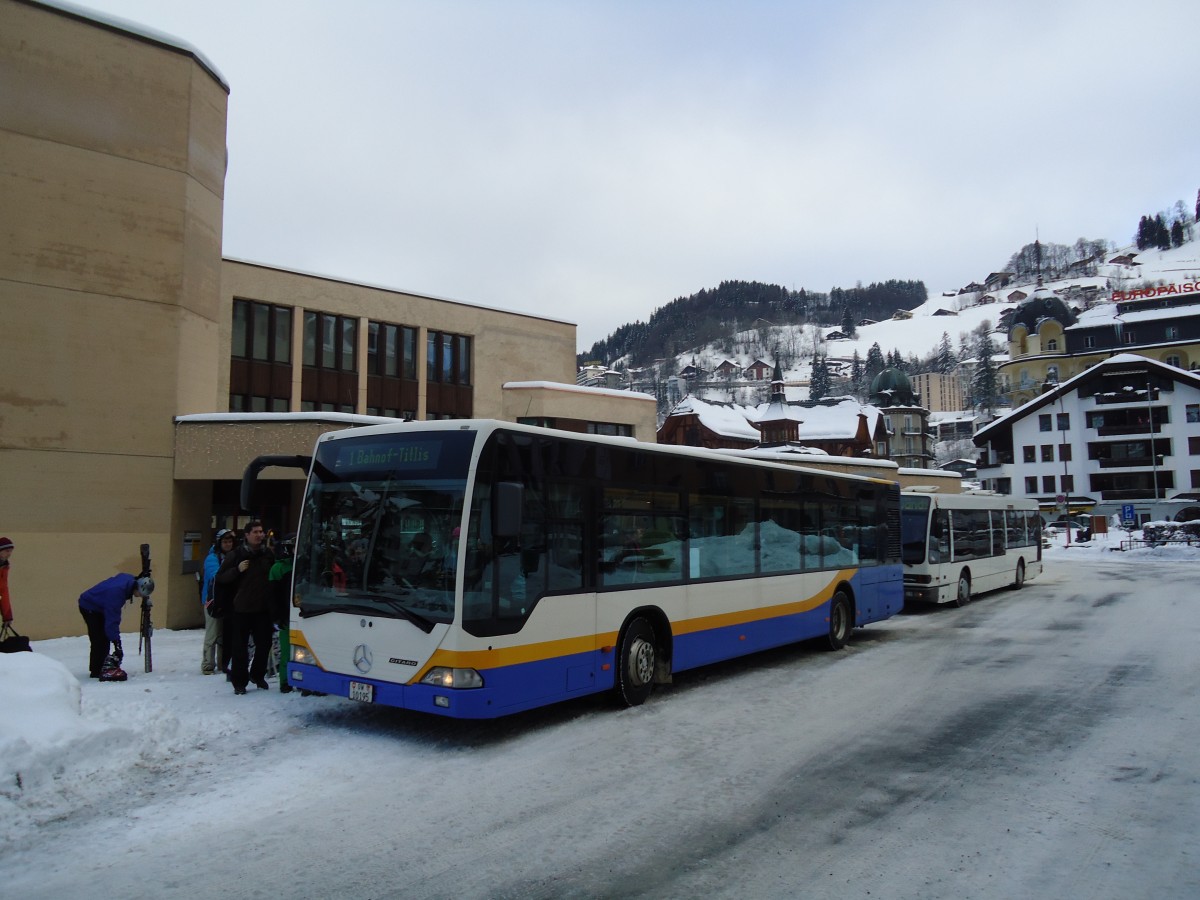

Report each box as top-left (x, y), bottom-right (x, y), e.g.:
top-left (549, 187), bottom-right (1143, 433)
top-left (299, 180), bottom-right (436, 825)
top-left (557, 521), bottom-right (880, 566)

top-left (664, 396), bottom-right (761, 441)
top-left (974, 353), bottom-right (1200, 442)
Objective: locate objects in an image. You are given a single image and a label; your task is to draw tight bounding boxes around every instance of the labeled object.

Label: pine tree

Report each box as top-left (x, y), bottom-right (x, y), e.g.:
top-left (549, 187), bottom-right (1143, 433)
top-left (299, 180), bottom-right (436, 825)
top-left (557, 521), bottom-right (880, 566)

top-left (936, 331), bottom-right (956, 373)
top-left (972, 330), bottom-right (999, 415)
top-left (840, 306), bottom-right (856, 338)
top-left (864, 342), bottom-right (885, 392)
top-left (849, 351), bottom-right (863, 399)
top-left (809, 355), bottom-right (830, 401)
top-left (1171, 218), bottom-right (1185, 248)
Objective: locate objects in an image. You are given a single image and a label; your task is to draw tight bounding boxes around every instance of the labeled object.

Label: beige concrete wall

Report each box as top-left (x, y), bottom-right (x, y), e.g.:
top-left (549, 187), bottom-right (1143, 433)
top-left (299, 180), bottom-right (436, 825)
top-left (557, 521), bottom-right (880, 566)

top-left (220, 261), bottom-right (578, 419)
top-left (1, 0), bottom-right (228, 639)
top-left (501, 384), bottom-right (659, 441)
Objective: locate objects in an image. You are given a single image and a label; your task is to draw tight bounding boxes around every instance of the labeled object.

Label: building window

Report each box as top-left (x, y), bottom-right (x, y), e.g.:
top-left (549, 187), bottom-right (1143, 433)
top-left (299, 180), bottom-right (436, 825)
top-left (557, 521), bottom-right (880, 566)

top-left (1025, 476), bottom-right (1038, 494)
top-left (303, 312), bottom-right (357, 372)
top-left (1041, 444), bottom-right (1054, 462)
top-left (1039, 414), bottom-right (1052, 432)
top-left (1061, 474), bottom-right (1074, 492)
top-left (1188, 404), bottom-right (1200, 424)
top-left (425, 331), bottom-right (472, 385)
top-left (1046, 338), bottom-right (1058, 351)
top-left (1046, 365), bottom-right (1059, 383)
top-left (1165, 355), bottom-right (1182, 369)
top-left (1060, 444), bottom-right (1072, 462)
top-left (1166, 326), bottom-right (1179, 340)
top-left (1084, 335), bottom-right (1096, 349)
top-left (586, 422), bottom-right (634, 437)
top-left (1122, 330), bottom-right (1136, 344)
top-left (231, 300), bottom-right (291, 363)
top-left (1189, 436), bottom-right (1200, 454)
top-left (367, 321), bottom-right (417, 378)
top-left (1023, 445), bottom-right (1036, 463)
top-left (1042, 475), bottom-right (1056, 493)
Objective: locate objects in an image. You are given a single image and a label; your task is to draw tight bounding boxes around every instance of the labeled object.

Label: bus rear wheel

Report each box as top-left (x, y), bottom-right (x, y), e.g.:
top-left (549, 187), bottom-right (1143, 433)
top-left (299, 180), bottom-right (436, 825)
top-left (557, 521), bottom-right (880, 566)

top-left (616, 617), bottom-right (657, 707)
top-left (1013, 560), bottom-right (1025, 589)
top-left (826, 591), bottom-right (852, 651)
top-left (955, 571), bottom-right (971, 607)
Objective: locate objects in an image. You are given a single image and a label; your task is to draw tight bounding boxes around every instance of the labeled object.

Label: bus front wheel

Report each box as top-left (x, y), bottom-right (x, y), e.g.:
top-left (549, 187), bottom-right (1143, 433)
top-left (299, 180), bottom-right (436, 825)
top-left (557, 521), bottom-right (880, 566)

top-left (616, 617), bottom-right (657, 707)
top-left (955, 571), bottom-right (971, 607)
top-left (826, 591), bottom-right (852, 651)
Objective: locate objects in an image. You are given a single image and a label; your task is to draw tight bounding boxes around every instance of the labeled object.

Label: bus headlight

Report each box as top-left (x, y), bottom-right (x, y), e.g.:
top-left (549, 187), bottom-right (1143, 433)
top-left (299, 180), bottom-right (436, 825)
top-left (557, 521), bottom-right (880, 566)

top-left (291, 644), bottom-right (316, 665)
top-left (419, 667), bottom-right (484, 689)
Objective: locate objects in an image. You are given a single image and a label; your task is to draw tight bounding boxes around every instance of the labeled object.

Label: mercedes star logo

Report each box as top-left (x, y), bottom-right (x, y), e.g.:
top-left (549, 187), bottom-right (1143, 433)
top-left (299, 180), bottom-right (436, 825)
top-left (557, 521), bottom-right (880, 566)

top-left (353, 643), bottom-right (373, 673)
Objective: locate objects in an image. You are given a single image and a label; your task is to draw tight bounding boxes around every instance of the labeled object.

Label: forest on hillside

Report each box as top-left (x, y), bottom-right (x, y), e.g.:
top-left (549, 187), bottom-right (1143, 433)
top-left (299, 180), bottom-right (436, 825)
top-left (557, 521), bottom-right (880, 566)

top-left (578, 278), bottom-right (926, 368)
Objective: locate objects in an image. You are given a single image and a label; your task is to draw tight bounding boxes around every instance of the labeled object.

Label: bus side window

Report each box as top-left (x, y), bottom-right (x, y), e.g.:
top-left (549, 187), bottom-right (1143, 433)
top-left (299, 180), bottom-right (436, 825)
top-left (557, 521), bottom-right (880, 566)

top-left (930, 510), bottom-right (948, 564)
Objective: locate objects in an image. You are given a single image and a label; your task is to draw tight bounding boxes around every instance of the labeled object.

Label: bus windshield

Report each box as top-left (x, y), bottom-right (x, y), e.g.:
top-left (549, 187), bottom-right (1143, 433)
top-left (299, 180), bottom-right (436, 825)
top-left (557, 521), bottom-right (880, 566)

top-left (292, 430), bottom-right (476, 627)
top-left (899, 494), bottom-right (931, 565)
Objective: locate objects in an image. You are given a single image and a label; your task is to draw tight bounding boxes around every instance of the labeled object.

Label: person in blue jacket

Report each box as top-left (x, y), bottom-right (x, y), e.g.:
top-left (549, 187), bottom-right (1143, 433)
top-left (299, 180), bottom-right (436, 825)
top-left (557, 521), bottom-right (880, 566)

top-left (200, 528), bottom-right (236, 675)
top-left (78, 572), bottom-right (154, 679)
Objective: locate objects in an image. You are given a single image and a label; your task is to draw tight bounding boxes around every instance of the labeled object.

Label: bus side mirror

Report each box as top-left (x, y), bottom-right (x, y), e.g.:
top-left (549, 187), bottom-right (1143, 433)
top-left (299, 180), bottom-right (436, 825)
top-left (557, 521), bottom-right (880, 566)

top-left (493, 481), bottom-right (523, 538)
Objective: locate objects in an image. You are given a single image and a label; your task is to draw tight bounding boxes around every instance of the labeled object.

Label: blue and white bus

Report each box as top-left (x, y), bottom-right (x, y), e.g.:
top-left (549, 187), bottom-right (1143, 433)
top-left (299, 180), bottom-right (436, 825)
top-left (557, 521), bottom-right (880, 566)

top-left (249, 420), bottom-right (904, 719)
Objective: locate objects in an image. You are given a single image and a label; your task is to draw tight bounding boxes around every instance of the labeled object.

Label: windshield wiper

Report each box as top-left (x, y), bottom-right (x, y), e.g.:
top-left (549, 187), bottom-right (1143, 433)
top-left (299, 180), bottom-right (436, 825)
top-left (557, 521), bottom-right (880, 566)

top-left (299, 598), bottom-right (436, 633)
top-left (368, 597), bottom-right (436, 633)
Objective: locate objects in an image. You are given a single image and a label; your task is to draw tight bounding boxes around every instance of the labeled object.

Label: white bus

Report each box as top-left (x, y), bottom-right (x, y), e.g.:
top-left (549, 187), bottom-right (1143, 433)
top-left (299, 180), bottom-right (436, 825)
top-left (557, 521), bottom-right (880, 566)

top-left (243, 419), bottom-right (905, 718)
top-left (899, 491), bottom-right (1042, 606)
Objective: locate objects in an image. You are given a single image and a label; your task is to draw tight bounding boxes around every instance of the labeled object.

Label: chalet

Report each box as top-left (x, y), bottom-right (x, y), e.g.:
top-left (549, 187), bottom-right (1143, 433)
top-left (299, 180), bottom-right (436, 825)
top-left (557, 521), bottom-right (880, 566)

top-left (984, 272), bottom-right (1014, 291)
top-left (713, 359), bottom-right (740, 378)
top-left (744, 359), bottom-right (773, 380)
top-left (657, 396), bottom-right (760, 450)
top-left (932, 308), bottom-right (958, 317)
top-left (824, 330), bottom-right (850, 341)
top-left (1007, 289), bottom-right (1029, 303)
top-left (891, 309), bottom-right (913, 321)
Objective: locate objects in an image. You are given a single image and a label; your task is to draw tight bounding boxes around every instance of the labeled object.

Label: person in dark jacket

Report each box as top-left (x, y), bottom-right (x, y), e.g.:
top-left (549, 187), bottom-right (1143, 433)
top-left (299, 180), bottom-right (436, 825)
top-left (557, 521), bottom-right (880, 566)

top-left (216, 520), bottom-right (276, 695)
top-left (78, 572), bottom-right (154, 679)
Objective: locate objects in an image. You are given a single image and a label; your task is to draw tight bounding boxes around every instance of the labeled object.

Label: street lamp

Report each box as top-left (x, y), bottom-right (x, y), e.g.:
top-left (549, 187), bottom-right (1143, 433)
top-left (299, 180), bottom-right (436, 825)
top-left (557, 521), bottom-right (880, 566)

top-left (1059, 389), bottom-right (1071, 546)
top-left (1147, 377), bottom-right (1160, 500)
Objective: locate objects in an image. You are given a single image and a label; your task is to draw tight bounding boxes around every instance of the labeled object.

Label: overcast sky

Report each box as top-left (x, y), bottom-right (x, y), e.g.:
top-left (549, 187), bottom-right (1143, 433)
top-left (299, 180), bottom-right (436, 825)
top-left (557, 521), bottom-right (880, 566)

top-left (70, 0), bottom-right (1200, 350)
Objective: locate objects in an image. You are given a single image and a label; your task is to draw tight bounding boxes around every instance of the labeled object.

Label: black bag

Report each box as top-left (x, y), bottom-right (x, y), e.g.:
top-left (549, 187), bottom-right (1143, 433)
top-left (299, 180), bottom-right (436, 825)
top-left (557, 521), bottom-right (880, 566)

top-left (0, 623), bottom-right (31, 653)
top-left (208, 575), bottom-right (232, 619)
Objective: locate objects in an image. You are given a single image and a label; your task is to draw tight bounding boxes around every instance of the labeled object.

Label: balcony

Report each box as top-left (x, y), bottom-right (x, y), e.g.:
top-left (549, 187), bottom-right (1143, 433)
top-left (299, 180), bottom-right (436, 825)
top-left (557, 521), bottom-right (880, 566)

top-left (1095, 423), bottom-right (1162, 437)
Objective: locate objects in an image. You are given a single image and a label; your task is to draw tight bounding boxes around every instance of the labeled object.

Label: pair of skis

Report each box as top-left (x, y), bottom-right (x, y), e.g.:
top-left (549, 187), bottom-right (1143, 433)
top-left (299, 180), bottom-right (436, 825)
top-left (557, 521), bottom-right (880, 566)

top-left (137, 543), bottom-right (153, 673)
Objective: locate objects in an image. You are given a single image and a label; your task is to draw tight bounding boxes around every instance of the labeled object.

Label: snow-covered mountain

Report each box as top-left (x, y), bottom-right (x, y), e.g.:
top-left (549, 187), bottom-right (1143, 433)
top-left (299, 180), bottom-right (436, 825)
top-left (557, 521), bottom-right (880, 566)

top-left (636, 238), bottom-right (1200, 403)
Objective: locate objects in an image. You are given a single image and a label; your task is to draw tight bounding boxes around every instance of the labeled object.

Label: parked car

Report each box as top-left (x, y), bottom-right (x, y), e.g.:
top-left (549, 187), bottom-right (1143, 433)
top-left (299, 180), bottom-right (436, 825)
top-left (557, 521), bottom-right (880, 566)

top-left (1046, 518), bottom-right (1089, 535)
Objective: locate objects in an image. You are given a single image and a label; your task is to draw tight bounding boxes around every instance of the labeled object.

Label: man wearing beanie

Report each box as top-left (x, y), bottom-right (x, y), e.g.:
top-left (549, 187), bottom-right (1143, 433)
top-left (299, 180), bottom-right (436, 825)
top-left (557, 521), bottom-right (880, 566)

top-left (0, 537), bottom-right (14, 626)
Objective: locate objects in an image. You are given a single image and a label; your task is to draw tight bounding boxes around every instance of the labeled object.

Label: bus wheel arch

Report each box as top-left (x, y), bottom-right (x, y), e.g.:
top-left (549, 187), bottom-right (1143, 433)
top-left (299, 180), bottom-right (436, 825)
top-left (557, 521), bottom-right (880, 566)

top-left (615, 609), bottom-right (672, 707)
top-left (825, 584), bottom-right (855, 651)
top-left (1013, 558), bottom-right (1026, 589)
top-left (955, 569), bottom-right (972, 607)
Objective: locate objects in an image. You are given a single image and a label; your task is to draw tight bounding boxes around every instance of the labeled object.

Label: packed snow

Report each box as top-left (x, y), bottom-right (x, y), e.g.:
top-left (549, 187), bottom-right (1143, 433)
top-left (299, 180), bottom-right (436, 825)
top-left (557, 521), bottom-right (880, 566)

top-left (2, 531), bottom-right (1196, 898)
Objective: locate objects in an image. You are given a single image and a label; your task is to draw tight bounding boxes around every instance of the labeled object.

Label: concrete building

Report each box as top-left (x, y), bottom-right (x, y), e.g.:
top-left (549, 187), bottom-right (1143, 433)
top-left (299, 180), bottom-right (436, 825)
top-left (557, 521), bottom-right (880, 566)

top-left (974, 354), bottom-right (1200, 515)
top-left (1, 0), bottom-right (651, 639)
top-left (1000, 282), bottom-right (1200, 406)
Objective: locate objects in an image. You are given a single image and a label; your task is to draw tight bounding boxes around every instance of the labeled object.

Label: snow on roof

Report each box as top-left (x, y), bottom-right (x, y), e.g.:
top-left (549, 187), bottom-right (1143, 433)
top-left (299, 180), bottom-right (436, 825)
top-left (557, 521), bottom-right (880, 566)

top-left (668, 396), bottom-right (761, 440)
top-left (39, 0), bottom-right (229, 89)
top-left (503, 381), bottom-right (656, 402)
top-left (175, 412), bottom-right (397, 425)
top-left (749, 396), bottom-right (879, 440)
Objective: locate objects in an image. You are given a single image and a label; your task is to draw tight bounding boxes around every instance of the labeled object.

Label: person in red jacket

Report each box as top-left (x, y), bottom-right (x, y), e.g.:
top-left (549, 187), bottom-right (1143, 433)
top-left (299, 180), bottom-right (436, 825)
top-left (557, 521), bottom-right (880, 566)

top-left (0, 537), bottom-right (14, 626)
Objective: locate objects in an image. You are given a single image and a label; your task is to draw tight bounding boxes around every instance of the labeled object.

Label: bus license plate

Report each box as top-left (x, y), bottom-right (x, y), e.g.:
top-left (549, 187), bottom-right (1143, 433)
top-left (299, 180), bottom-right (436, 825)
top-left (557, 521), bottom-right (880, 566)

top-left (349, 681), bottom-right (374, 703)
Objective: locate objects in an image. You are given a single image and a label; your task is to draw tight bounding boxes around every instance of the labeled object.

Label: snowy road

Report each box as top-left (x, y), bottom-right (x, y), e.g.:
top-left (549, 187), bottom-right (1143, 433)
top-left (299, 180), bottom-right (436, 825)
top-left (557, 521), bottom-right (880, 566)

top-left (6, 549), bottom-right (1199, 899)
